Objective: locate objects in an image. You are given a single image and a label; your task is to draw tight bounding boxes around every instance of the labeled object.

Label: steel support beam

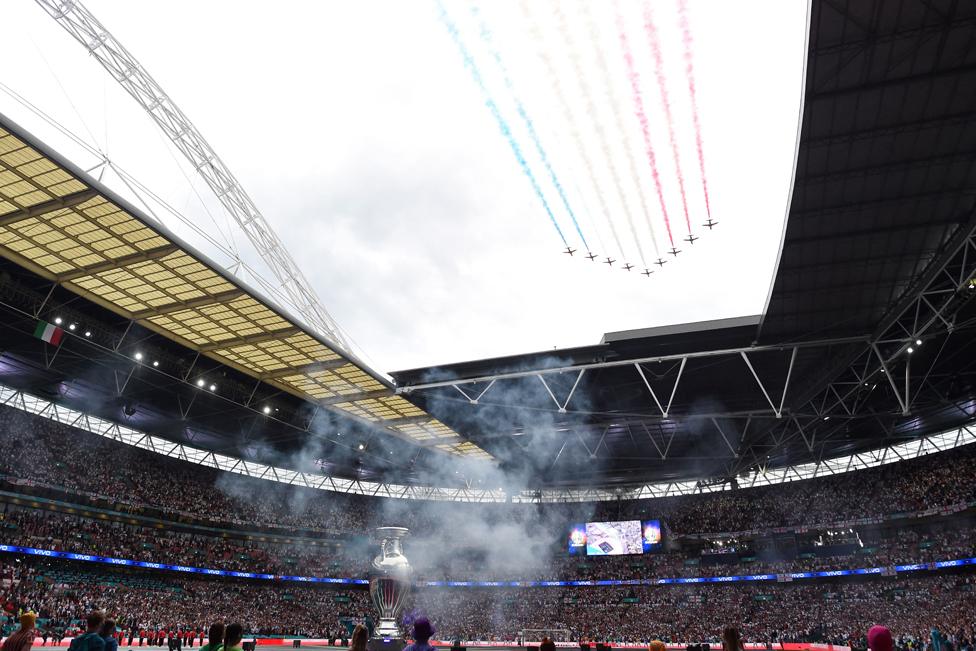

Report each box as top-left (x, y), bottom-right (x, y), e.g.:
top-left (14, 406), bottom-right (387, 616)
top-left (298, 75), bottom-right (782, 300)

top-left (635, 358), bottom-right (685, 418)
top-left (58, 244), bottom-right (181, 282)
top-left (710, 418), bottom-right (739, 457)
top-left (398, 336), bottom-right (865, 392)
top-left (733, 218), bottom-right (976, 474)
top-left (260, 359), bottom-right (349, 380)
top-left (450, 380), bottom-right (497, 405)
top-left (1, 381), bottom-right (508, 502)
top-left (535, 370), bottom-right (586, 413)
top-left (0, 188), bottom-right (99, 227)
top-left (129, 288), bottom-right (246, 320)
top-left (198, 328), bottom-right (302, 352)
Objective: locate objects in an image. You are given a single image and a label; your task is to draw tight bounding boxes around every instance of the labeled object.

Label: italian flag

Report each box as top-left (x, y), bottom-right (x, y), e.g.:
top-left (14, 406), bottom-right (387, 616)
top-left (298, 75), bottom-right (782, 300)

top-left (33, 320), bottom-right (64, 346)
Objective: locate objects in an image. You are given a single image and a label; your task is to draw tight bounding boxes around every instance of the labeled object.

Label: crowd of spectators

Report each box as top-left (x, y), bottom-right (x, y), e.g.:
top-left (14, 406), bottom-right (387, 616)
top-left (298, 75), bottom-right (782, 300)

top-left (1, 506), bottom-right (973, 582)
top-left (0, 508), bottom-right (369, 578)
top-left (2, 558), bottom-right (974, 647)
top-left (1, 405), bottom-right (974, 544)
top-left (409, 574), bottom-right (976, 645)
top-left (0, 407), bottom-right (368, 536)
top-left (606, 455), bottom-right (976, 535)
top-left (0, 559), bottom-right (368, 640)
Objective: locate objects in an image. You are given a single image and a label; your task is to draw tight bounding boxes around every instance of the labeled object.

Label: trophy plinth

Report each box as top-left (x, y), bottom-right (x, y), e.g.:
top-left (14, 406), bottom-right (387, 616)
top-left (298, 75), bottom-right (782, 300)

top-left (367, 527), bottom-right (410, 651)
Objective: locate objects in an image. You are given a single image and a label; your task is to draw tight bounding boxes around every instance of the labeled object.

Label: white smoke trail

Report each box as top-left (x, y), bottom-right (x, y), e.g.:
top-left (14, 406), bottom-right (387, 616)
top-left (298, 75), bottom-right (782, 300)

top-left (519, 0), bottom-right (608, 258)
top-left (549, 0), bottom-right (646, 266)
top-left (581, 1), bottom-right (662, 261)
top-left (518, 0), bottom-right (617, 259)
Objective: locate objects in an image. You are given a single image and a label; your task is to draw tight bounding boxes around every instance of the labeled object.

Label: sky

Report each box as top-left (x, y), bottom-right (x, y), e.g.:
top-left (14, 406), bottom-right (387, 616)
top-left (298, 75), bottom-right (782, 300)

top-left (1, 0), bottom-right (809, 375)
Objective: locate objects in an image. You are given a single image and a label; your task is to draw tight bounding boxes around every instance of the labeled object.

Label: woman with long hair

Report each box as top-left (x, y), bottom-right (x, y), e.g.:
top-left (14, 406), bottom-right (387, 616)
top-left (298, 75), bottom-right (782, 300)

top-left (350, 625), bottom-right (369, 651)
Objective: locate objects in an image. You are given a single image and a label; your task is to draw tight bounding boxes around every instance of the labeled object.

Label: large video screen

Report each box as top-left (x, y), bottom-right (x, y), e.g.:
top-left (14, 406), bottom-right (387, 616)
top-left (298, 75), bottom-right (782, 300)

top-left (568, 519), bottom-right (663, 555)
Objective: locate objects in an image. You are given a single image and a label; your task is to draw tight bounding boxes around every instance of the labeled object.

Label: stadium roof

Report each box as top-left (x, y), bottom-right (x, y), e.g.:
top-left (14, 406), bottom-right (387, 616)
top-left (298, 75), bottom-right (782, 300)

top-left (758, 0), bottom-right (976, 343)
top-left (392, 0), bottom-right (976, 487)
top-left (0, 113), bottom-right (490, 461)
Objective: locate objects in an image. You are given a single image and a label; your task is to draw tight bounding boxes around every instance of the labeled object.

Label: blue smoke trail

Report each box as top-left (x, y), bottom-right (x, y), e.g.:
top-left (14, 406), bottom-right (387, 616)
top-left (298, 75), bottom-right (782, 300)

top-left (472, 4), bottom-right (590, 251)
top-left (436, 1), bottom-right (568, 247)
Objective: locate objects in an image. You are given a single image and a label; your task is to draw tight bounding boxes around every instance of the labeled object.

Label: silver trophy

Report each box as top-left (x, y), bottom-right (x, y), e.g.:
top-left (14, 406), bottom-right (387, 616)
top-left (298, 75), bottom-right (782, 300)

top-left (369, 526), bottom-right (411, 642)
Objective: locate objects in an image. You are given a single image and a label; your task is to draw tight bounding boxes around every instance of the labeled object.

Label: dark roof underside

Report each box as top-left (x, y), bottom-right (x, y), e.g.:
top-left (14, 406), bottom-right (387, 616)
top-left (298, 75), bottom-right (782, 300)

top-left (760, 0), bottom-right (976, 342)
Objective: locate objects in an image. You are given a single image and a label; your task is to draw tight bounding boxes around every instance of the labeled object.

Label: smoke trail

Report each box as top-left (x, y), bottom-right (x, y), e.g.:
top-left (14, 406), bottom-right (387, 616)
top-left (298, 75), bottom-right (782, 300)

top-left (614, 2), bottom-right (676, 249)
top-left (643, 2), bottom-right (693, 236)
top-left (437, 1), bottom-right (568, 246)
top-left (551, 1), bottom-right (645, 265)
top-left (568, 176), bottom-right (608, 255)
top-left (678, 0), bottom-right (712, 220)
top-left (473, 5), bottom-right (589, 251)
top-left (580, 1), bottom-right (661, 259)
top-left (519, 0), bottom-right (612, 257)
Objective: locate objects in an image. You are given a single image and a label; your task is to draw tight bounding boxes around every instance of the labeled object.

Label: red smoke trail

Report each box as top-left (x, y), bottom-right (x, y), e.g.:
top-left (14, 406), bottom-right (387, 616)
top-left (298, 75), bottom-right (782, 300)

top-left (678, 0), bottom-right (712, 220)
top-left (615, 4), bottom-right (675, 248)
top-left (643, 2), bottom-right (692, 235)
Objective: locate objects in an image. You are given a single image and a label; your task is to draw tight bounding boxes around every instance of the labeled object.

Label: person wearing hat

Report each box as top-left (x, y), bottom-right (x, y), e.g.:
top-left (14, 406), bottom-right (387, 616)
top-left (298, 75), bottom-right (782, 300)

top-left (2, 612), bottom-right (37, 651)
top-left (403, 618), bottom-right (435, 651)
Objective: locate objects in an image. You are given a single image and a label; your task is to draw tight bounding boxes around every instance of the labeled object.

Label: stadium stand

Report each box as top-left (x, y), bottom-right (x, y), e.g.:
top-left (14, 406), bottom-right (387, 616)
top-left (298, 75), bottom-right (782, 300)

top-left (0, 558), bottom-right (369, 640)
top-left (1, 405), bottom-right (974, 542)
top-left (0, 502), bottom-right (974, 581)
